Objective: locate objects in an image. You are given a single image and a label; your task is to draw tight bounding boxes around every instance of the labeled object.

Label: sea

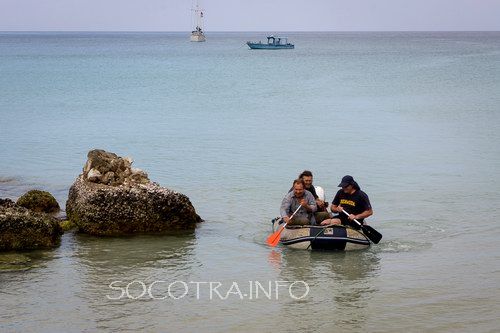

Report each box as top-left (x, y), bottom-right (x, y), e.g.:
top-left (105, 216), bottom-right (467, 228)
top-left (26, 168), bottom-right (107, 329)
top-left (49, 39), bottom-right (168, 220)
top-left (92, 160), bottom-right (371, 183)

top-left (1, 31), bottom-right (499, 332)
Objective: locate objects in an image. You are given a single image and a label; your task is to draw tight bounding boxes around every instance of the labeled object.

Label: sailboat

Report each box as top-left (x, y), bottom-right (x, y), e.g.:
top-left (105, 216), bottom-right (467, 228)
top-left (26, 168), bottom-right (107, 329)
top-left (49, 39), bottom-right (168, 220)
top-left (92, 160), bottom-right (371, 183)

top-left (190, 1), bottom-right (206, 42)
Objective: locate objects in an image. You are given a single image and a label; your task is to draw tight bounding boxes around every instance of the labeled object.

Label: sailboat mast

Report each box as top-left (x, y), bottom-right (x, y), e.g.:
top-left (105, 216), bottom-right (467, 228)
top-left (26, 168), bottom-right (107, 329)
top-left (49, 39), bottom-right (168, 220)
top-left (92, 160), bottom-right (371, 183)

top-left (192, 0), bottom-right (203, 30)
top-left (190, 0), bottom-right (206, 41)
top-left (197, 3), bottom-right (203, 30)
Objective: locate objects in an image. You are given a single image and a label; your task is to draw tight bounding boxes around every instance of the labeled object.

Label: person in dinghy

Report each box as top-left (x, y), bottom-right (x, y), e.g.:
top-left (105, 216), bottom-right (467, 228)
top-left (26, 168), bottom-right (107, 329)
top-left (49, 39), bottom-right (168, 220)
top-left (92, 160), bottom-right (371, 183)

top-left (321, 175), bottom-right (373, 228)
top-left (280, 178), bottom-right (317, 225)
top-left (289, 170), bottom-right (330, 224)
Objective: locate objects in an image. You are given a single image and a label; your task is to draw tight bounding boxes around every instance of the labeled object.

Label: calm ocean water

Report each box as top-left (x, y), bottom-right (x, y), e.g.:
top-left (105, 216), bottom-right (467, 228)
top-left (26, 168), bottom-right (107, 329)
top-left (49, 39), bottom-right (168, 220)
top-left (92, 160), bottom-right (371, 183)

top-left (1, 32), bottom-right (500, 332)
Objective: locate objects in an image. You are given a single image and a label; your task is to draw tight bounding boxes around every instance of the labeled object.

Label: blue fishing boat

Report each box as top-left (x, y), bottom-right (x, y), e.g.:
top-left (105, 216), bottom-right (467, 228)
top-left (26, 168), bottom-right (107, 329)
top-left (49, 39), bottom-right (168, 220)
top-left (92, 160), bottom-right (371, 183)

top-left (247, 36), bottom-right (294, 49)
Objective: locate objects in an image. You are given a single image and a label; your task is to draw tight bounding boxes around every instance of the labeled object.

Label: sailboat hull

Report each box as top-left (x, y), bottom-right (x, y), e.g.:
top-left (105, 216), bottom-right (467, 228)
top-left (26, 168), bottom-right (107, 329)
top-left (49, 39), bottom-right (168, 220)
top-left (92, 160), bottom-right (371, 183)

top-left (190, 33), bottom-right (206, 42)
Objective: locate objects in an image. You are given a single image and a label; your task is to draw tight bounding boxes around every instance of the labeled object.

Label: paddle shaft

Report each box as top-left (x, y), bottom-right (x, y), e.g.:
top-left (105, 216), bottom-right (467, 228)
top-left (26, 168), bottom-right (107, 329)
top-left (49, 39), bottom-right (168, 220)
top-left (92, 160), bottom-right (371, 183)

top-left (276, 205), bottom-right (302, 234)
top-left (283, 205), bottom-right (302, 225)
top-left (341, 209), bottom-right (382, 244)
top-left (267, 205), bottom-right (302, 246)
top-left (341, 209), bottom-right (363, 226)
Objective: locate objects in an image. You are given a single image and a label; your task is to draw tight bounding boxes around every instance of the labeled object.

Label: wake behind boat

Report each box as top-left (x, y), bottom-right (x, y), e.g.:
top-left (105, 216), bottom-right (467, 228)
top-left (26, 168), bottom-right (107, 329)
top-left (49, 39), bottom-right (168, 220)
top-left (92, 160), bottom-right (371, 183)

top-left (247, 36), bottom-right (294, 49)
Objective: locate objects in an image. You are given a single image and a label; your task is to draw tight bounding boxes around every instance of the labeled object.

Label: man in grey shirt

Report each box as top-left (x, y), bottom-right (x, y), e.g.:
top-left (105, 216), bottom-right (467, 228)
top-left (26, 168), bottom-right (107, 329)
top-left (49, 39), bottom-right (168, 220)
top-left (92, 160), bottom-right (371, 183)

top-left (280, 178), bottom-right (317, 225)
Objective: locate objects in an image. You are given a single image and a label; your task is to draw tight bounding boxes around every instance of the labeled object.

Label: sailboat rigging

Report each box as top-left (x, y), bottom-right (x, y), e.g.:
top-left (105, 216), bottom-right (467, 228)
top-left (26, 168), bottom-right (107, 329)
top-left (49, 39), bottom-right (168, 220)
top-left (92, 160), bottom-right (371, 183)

top-left (190, 0), bottom-right (206, 42)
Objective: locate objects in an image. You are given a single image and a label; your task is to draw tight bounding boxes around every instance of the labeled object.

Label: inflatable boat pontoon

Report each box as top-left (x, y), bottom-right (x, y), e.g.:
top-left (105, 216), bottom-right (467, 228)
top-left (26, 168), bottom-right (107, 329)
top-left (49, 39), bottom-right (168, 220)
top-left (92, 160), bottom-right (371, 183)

top-left (271, 219), bottom-right (370, 251)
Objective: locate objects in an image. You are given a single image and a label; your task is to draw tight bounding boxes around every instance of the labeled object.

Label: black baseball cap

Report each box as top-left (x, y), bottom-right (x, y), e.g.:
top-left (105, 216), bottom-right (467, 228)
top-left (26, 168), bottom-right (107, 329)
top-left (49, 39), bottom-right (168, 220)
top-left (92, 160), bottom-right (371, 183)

top-left (338, 175), bottom-right (354, 187)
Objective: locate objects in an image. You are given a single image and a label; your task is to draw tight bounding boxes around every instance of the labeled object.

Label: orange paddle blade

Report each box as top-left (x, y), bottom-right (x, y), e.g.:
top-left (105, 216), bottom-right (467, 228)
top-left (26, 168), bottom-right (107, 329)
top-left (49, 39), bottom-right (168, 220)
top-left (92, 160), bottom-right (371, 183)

top-left (266, 225), bottom-right (285, 247)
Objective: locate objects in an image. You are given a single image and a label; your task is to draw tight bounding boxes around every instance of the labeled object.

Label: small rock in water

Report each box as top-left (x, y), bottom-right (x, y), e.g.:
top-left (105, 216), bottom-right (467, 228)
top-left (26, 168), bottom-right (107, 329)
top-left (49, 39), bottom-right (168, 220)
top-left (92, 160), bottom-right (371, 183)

top-left (0, 199), bottom-right (63, 251)
top-left (16, 190), bottom-right (60, 213)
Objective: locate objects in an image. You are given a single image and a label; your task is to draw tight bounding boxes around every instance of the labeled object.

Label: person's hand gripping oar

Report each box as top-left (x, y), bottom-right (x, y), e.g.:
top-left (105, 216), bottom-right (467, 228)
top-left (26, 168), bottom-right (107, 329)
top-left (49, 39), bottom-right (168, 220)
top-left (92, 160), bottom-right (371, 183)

top-left (266, 205), bottom-right (302, 247)
top-left (341, 209), bottom-right (382, 244)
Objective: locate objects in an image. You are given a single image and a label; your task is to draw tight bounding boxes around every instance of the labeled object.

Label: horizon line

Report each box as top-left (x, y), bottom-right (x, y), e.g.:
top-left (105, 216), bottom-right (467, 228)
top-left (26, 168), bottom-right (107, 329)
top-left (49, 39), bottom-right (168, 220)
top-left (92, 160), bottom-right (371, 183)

top-left (1, 30), bottom-right (499, 33)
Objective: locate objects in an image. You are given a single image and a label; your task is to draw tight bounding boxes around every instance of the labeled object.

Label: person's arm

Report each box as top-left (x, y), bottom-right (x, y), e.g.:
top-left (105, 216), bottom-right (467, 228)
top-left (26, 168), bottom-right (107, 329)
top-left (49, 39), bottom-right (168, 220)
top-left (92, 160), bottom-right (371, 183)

top-left (349, 208), bottom-right (373, 221)
top-left (303, 192), bottom-right (317, 213)
top-left (316, 198), bottom-right (326, 209)
top-left (331, 203), bottom-right (345, 213)
top-left (280, 194), bottom-right (292, 223)
top-left (348, 192), bottom-right (373, 220)
top-left (330, 191), bottom-right (341, 213)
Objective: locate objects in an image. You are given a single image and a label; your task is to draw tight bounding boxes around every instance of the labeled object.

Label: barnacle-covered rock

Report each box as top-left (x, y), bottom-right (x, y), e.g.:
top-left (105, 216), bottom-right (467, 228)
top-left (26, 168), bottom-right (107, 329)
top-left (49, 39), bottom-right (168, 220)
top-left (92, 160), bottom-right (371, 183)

top-left (0, 199), bottom-right (63, 251)
top-left (65, 150), bottom-right (202, 236)
top-left (16, 190), bottom-right (60, 213)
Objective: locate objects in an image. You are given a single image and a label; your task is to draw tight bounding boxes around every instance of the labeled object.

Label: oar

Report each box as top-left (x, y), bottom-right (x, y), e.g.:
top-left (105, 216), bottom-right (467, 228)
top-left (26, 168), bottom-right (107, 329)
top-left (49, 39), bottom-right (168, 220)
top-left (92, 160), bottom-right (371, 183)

top-left (266, 205), bottom-right (302, 247)
top-left (342, 209), bottom-right (382, 244)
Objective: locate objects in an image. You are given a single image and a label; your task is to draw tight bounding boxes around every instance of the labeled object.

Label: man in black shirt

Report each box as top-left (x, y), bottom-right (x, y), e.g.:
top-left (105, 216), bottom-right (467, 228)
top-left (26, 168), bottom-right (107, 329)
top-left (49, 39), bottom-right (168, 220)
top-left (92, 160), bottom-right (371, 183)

top-left (321, 175), bottom-right (373, 227)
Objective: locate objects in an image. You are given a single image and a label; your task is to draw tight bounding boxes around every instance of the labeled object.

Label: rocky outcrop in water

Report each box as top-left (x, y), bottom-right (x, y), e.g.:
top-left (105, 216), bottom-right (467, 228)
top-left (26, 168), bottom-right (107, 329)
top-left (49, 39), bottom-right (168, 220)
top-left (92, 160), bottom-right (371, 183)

top-left (65, 149), bottom-right (202, 236)
top-left (16, 190), bottom-right (60, 213)
top-left (81, 149), bottom-right (150, 186)
top-left (0, 198), bottom-right (63, 251)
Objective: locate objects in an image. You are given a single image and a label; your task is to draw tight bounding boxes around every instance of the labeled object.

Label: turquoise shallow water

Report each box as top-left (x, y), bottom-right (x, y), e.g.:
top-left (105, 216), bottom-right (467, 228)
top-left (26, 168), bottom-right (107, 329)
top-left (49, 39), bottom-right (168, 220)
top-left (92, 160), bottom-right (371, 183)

top-left (1, 32), bottom-right (500, 332)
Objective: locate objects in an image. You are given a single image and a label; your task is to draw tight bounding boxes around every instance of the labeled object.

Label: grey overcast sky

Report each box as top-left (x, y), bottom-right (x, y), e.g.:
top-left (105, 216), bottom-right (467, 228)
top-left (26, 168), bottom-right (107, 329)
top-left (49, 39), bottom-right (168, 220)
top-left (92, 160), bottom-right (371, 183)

top-left (1, 0), bottom-right (499, 31)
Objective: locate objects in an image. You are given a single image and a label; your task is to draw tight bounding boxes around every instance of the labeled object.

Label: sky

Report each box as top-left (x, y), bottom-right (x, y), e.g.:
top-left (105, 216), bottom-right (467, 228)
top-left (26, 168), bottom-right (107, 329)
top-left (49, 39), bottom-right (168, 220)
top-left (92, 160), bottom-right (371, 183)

top-left (0, 0), bottom-right (499, 31)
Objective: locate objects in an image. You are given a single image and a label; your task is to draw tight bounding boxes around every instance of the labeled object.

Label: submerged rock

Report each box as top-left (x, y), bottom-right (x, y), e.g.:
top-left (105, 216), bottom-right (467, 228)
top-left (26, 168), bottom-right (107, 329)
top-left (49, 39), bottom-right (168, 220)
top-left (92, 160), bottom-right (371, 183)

top-left (59, 220), bottom-right (76, 232)
top-left (0, 199), bottom-right (63, 251)
top-left (66, 149), bottom-right (202, 236)
top-left (16, 190), bottom-right (60, 213)
top-left (0, 253), bottom-right (33, 271)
